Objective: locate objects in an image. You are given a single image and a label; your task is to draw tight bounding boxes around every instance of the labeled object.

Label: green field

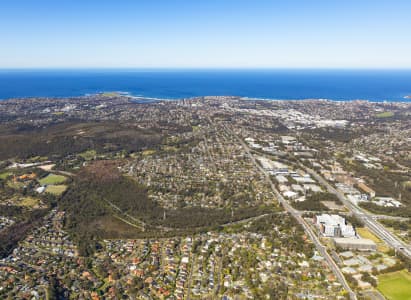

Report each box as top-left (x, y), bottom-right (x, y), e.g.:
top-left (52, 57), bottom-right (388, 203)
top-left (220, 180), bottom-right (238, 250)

top-left (39, 174), bottom-right (67, 185)
top-left (0, 171), bottom-right (12, 179)
top-left (45, 185), bottom-right (68, 195)
top-left (376, 111), bottom-right (394, 118)
top-left (378, 270), bottom-right (411, 300)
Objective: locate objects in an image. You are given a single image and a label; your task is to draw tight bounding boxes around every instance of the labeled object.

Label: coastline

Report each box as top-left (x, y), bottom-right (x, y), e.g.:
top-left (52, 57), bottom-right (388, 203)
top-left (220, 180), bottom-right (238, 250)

top-left (1, 92), bottom-right (411, 104)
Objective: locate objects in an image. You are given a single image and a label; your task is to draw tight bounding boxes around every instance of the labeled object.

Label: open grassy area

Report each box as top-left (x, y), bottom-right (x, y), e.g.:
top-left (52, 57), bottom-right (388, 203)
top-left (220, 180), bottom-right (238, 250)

top-left (20, 197), bottom-right (41, 207)
top-left (90, 215), bottom-right (142, 238)
top-left (45, 185), bottom-right (67, 195)
top-left (378, 270), bottom-right (411, 300)
top-left (0, 171), bottom-right (12, 179)
top-left (39, 174), bottom-right (67, 185)
top-left (376, 111), bottom-right (394, 118)
top-left (357, 227), bottom-right (389, 252)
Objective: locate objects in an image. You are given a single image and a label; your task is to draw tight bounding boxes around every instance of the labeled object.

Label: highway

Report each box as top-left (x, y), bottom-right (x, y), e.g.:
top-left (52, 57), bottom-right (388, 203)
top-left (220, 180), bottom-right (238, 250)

top-left (225, 125), bottom-right (358, 300)
top-left (304, 167), bottom-right (411, 259)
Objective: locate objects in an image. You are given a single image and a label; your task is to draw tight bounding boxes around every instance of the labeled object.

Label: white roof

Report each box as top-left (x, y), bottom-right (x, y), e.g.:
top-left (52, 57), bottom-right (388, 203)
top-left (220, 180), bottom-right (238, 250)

top-left (283, 191), bottom-right (298, 198)
top-left (334, 238), bottom-right (376, 246)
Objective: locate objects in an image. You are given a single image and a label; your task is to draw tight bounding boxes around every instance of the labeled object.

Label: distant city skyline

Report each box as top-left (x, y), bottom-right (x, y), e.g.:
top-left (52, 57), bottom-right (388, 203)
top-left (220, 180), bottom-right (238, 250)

top-left (1, 0), bottom-right (411, 68)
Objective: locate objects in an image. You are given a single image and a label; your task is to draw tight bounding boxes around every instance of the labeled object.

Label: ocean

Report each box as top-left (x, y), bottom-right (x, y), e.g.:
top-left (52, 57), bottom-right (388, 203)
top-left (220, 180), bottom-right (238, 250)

top-left (0, 69), bottom-right (410, 102)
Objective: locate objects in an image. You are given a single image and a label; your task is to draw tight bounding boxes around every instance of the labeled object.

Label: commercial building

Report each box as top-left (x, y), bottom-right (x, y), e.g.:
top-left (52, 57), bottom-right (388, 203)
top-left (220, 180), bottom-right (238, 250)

top-left (314, 214), bottom-right (356, 238)
top-left (333, 238), bottom-right (377, 251)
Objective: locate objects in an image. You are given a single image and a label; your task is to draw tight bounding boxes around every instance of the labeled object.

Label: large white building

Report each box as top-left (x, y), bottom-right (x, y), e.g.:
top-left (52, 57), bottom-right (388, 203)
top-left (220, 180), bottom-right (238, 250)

top-left (315, 214), bottom-right (356, 238)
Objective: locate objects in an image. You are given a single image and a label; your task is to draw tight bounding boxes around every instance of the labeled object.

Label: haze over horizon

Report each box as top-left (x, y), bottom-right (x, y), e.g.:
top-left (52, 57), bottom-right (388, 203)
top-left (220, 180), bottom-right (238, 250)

top-left (1, 0), bottom-right (411, 69)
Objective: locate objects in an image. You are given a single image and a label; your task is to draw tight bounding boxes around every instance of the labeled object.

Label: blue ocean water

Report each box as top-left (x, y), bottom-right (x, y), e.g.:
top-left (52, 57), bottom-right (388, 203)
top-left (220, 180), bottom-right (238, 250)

top-left (0, 69), bottom-right (410, 101)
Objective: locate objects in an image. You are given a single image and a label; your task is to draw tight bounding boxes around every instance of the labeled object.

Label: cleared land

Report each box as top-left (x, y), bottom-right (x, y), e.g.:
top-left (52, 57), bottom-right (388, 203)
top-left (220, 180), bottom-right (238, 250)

top-left (321, 200), bottom-right (345, 211)
top-left (378, 270), bottom-right (411, 300)
top-left (38, 164), bottom-right (55, 171)
top-left (357, 227), bottom-right (389, 252)
top-left (39, 174), bottom-right (67, 185)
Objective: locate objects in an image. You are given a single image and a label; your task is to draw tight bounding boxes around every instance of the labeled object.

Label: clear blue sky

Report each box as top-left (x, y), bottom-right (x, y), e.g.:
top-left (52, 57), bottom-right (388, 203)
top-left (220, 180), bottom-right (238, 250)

top-left (1, 0), bottom-right (411, 68)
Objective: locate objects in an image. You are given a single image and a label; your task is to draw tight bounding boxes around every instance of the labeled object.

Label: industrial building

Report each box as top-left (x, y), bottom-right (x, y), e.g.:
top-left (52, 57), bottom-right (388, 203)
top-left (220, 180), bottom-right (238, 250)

top-left (333, 238), bottom-right (377, 251)
top-left (357, 182), bottom-right (376, 198)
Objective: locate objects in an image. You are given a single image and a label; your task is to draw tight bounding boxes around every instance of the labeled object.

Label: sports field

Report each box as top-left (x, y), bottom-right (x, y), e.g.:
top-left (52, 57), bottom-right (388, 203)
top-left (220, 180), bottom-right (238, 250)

top-left (378, 270), bottom-right (411, 300)
top-left (376, 111), bottom-right (394, 118)
top-left (45, 185), bottom-right (68, 195)
top-left (39, 174), bottom-right (67, 185)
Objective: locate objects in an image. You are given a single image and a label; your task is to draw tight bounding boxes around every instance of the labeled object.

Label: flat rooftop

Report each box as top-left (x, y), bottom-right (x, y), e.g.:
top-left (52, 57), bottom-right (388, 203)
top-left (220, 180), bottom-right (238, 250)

top-left (334, 237), bottom-right (376, 246)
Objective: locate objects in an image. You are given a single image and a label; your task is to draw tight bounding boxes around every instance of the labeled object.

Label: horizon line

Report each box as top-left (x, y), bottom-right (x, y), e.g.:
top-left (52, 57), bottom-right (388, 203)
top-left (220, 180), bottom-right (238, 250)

top-left (1, 67), bottom-right (411, 71)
